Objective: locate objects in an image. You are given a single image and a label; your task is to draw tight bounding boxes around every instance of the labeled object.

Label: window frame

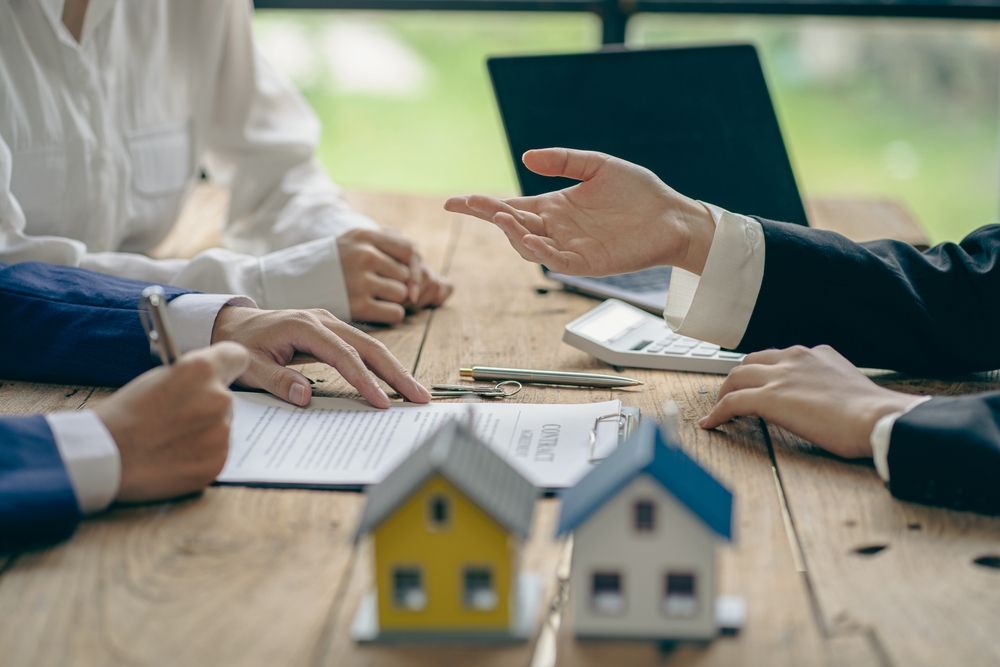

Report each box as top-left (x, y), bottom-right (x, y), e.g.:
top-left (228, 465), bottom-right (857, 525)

top-left (633, 498), bottom-right (656, 533)
top-left (461, 565), bottom-right (497, 611)
top-left (391, 566), bottom-right (426, 611)
top-left (590, 570), bottom-right (627, 616)
top-left (426, 493), bottom-right (451, 531)
top-left (662, 571), bottom-right (698, 618)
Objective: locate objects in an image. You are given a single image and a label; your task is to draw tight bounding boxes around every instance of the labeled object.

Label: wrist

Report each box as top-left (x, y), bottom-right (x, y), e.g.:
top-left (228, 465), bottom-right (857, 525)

top-left (858, 391), bottom-right (927, 452)
top-left (672, 197), bottom-right (716, 275)
top-left (211, 305), bottom-right (253, 345)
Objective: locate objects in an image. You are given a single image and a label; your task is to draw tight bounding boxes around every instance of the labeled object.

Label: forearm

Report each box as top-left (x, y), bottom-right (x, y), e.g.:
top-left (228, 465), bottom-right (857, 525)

top-left (0, 263), bottom-right (189, 385)
top-left (739, 221), bottom-right (1000, 373)
top-left (886, 394), bottom-right (1000, 514)
top-left (205, 2), bottom-right (377, 255)
top-left (0, 416), bottom-right (81, 551)
top-left (0, 263), bottom-right (248, 386)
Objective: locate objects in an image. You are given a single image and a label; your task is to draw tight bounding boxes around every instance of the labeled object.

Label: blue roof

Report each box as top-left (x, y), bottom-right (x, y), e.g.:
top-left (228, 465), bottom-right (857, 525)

top-left (556, 420), bottom-right (733, 540)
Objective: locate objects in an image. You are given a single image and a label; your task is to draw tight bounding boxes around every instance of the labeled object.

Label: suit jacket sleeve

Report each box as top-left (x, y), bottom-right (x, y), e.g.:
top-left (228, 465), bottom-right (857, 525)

top-left (0, 415), bottom-right (81, 551)
top-left (0, 262), bottom-right (192, 386)
top-left (739, 221), bottom-right (1000, 374)
top-left (887, 395), bottom-right (1000, 514)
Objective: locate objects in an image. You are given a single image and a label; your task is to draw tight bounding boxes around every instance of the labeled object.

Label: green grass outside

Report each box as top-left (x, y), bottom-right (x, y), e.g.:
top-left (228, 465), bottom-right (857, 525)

top-left (256, 11), bottom-right (1000, 243)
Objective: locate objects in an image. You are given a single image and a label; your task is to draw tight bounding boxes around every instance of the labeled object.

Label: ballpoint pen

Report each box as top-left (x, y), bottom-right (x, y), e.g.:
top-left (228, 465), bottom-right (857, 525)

top-left (139, 285), bottom-right (180, 366)
top-left (460, 365), bottom-right (642, 388)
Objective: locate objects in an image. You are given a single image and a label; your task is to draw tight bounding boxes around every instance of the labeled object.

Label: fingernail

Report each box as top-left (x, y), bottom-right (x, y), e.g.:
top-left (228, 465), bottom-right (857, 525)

top-left (377, 388), bottom-right (391, 407)
top-left (289, 382), bottom-right (310, 406)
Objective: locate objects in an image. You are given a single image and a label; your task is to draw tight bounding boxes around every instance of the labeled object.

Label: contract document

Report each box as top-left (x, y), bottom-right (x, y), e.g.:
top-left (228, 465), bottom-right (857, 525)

top-left (218, 392), bottom-right (625, 489)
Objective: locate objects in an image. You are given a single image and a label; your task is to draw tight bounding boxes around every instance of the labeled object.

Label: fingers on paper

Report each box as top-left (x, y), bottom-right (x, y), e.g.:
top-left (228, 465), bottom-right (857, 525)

top-left (232, 346), bottom-right (313, 407)
top-left (297, 324), bottom-right (392, 409)
top-left (336, 325), bottom-right (431, 404)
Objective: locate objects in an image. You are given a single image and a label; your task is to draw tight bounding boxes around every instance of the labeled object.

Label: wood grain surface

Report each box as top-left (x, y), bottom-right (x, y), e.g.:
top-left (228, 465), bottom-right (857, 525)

top-left (3, 187), bottom-right (995, 667)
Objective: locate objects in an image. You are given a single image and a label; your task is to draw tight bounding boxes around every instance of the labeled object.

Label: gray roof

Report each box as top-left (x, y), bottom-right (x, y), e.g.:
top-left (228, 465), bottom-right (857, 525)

top-left (354, 419), bottom-right (537, 541)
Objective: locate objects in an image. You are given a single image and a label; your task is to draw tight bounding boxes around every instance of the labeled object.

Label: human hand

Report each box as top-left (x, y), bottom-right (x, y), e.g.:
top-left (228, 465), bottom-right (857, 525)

top-left (700, 345), bottom-right (926, 459)
top-left (411, 263), bottom-right (454, 310)
top-left (338, 228), bottom-right (452, 323)
top-left (211, 305), bottom-right (431, 408)
top-left (93, 343), bottom-right (250, 503)
top-left (444, 148), bottom-right (716, 276)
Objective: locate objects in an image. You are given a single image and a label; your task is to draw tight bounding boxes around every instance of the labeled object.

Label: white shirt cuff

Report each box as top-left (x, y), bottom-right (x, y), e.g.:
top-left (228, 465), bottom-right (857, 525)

top-left (46, 410), bottom-right (120, 514)
top-left (258, 236), bottom-right (351, 319)
top-left (168, 294), bottom-right (256, 353)
top-left (665, 203), bottom-right (765, 349)
top-left (869, 396), bottom-right (932, 482)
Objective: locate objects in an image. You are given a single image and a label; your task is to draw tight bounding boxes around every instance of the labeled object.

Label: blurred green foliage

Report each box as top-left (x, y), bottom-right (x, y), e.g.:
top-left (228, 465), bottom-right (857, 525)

top-left (255, 11), bottom-right (1000, 242)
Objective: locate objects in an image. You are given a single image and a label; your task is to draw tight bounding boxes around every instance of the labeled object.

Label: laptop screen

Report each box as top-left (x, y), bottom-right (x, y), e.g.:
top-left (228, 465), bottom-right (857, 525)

top-left (488, 44), bottom-right (809, 227)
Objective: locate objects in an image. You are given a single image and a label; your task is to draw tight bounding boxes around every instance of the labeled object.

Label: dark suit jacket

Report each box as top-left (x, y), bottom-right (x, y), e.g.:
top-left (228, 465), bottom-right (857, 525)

top-left (0, 262), bottom-right (191, 550)
top-left (738, 221), bottom-right (1000, 514)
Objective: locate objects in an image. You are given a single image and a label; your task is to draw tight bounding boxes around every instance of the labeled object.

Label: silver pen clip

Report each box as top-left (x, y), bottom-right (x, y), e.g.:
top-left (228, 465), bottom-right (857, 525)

top-left (429, 380), bottom-right (523, 399)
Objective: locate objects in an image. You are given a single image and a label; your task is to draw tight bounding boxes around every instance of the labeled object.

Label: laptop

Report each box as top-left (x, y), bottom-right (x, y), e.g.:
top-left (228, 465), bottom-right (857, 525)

top-left (488, 44), bottom-right (809, 313)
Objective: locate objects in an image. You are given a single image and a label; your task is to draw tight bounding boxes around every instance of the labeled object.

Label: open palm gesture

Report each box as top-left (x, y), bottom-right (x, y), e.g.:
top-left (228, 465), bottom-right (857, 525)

top-left (445, 148), bottom-right (713, 276)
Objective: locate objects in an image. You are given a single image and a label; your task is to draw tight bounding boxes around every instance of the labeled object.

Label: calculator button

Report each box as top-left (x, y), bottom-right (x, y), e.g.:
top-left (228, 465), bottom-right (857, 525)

top-left (647, 345), bottom-right (664, 353)
top-left (718, 351), bottom-right (744, 359)
top-left (664, 345), bottom-right (691, 354)
top-left (691, 348), bottom-right (718, 357)
top-left (695, 343), bottom-right (721, 353)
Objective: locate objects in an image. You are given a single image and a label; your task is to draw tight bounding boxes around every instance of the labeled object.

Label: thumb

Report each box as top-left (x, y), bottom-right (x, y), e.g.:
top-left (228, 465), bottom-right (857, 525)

top-left (522, 148), bottom-right (609, 182)
top-left (240, 354), bottom-right (314, 407)
top-left (199, 342), bottom-right (251, 387)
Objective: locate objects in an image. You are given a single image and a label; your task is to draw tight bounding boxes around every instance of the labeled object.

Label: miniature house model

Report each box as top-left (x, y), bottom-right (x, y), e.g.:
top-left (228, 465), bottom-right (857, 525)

top-left (352, 419), bottom-right (540, 643)
top-left (557, 421), bottom-right (734, 640)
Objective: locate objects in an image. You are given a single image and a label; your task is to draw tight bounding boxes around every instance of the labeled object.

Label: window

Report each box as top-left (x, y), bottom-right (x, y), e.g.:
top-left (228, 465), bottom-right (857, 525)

top-left (663, 572), bottom-right (697, 617)
top-left (591, 571), bottom-right (625, 615)
top-left (392, 567), bottom-right (426, 610)
top-left (633, 500), bottom-right (655, 532)
top-left (463, 567), bottom-right (497, 610)
top-left (427, 494), bottom-right (450, 529)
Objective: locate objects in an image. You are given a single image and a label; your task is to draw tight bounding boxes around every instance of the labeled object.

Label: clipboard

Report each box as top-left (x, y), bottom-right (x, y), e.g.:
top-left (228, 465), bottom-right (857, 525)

top-left (588, 406), bottom-right (641, 464)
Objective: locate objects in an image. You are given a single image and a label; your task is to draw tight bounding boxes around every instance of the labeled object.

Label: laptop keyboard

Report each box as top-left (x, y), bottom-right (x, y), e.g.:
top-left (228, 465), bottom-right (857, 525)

top-left (592, 267), bottom-right (671, 293)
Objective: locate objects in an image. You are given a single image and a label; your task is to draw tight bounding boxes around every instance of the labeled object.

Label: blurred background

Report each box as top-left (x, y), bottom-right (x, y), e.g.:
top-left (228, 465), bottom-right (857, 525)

top-left (253, 11), bottom-right (1000, 243)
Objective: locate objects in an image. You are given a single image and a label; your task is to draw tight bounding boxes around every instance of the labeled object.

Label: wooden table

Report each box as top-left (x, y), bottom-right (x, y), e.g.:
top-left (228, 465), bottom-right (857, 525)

top-left (2, 190), bottom-right (998, 667)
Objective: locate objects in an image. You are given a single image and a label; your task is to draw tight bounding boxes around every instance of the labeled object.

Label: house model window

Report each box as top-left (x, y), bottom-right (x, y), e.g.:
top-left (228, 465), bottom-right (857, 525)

top-left (427, 494), bottom-right (450, 529)
top-left (633, 499), bottom-right (656, 532)
top-left (663, 572), bottom-right (697, 617)
top-left (591, 571), bottom-right (625, 614)
top-left (463, 567), bottom-right (497, 610)
top-left (392, 568), bottom-right (426, 611)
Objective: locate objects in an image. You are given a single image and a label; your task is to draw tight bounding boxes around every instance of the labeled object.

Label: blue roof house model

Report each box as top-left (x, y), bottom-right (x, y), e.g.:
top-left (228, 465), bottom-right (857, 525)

top-left (557, 420), bottom-right (734, 640)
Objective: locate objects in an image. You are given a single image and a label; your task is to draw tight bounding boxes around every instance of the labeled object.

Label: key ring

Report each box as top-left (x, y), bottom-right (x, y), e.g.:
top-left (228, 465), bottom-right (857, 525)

top-left (429, 380), bottom-right (523, 398)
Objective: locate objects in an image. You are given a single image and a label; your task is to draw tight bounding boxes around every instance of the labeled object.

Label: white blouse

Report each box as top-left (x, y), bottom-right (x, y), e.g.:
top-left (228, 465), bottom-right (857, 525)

top-left (0, 0), bottom-right (377, 316)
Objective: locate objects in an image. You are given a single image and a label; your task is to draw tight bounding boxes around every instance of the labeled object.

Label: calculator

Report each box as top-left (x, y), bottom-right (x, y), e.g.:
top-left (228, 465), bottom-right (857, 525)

top-left (562, 299), bottom-right (745, 374)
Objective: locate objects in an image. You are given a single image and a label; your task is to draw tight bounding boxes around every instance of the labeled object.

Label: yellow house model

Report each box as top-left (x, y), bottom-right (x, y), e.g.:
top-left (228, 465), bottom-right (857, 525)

top-left (351, 420), bottom-right (539, 643)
